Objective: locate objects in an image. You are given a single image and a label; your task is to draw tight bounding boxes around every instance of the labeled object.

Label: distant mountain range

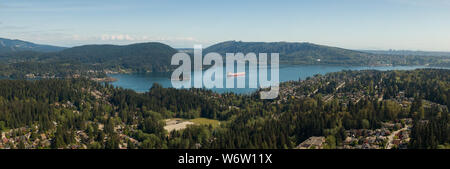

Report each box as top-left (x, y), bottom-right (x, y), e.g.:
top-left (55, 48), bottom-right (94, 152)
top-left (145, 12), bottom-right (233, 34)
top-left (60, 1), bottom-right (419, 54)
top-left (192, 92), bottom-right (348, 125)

top-left (362, 50), bottom-right (450, 57)
top-left (0, 38), bottom-right (66, 53)
top-left (0, 38), bottom-right (449, 78)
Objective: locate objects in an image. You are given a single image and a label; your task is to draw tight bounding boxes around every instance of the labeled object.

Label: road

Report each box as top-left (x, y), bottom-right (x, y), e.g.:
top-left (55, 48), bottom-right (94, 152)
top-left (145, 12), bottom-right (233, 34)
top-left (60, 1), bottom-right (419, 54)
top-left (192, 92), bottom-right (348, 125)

top-left (386, 126), bottom-right (408, 149)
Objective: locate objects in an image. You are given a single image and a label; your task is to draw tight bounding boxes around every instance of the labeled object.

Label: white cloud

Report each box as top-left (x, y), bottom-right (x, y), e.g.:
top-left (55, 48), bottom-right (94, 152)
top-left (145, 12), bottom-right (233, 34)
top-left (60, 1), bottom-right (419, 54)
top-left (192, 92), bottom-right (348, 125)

top-left (99, 34), bottom-right (200, 43)
top-left (94, 34), bottom-right (206, 47)
top-left (0, 29), bottom-right (206, 47)
top-left (101, 34), bottom-right (135, 41)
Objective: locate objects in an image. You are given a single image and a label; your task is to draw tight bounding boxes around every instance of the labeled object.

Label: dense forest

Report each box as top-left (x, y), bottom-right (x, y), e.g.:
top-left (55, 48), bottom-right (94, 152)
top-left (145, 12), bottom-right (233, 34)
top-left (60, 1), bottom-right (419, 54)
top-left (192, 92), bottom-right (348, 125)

top-left (0, 69), bottom-right (448, 149)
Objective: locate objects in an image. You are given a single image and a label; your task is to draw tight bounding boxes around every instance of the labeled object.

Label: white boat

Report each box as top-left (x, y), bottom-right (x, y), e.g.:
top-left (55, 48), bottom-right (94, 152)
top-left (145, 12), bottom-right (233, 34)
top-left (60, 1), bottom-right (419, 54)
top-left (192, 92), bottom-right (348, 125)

top-left (227, 72), bottom-right (246, 77)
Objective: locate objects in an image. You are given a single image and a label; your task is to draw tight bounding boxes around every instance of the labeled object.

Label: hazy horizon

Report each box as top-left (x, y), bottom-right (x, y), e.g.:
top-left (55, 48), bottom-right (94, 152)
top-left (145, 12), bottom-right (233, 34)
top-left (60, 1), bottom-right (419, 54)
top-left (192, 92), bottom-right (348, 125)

top-left (1, 0), bottom-right (450, 51)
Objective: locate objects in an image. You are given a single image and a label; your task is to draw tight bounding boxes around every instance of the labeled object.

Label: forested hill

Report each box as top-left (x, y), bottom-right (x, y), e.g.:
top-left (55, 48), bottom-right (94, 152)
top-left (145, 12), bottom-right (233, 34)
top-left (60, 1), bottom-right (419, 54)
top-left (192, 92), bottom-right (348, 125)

top-left (0, 37), bottom-right (66, 53)
top-left (204, 41), bottom-right (448, 66)
top-left (51, 42), bottom-right (179, 72)
top-left (0, 42), bottom-right (179, 78)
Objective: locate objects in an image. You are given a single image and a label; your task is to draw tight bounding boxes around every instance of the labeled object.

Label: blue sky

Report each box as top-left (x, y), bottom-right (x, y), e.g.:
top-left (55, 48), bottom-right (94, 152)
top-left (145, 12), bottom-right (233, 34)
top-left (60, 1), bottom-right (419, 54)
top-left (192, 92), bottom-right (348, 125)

top-left (1, 0), bottom-right (450, 51)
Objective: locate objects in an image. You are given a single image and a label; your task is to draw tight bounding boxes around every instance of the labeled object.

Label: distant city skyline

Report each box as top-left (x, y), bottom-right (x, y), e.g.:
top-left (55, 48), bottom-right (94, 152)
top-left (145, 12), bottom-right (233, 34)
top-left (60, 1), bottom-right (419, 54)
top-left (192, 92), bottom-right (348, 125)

top-left (1, 0), bottom-right (450, 51)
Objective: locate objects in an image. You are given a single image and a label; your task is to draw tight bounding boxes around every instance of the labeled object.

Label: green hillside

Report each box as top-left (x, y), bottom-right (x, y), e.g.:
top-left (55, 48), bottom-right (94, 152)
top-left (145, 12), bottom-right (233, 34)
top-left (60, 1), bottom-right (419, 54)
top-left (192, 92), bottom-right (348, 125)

top-left (204, 41), bottom-right (448, 66)
top-left (0, 37), bottom-right (66, 53)
top-left (52, 42), bottom-right (178, 72)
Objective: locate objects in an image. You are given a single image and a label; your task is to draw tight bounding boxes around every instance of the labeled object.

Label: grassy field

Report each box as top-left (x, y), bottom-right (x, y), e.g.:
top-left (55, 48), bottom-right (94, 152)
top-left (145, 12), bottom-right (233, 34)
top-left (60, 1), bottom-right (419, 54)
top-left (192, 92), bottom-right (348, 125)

top-left (163, 118), bottom-right (221, 132)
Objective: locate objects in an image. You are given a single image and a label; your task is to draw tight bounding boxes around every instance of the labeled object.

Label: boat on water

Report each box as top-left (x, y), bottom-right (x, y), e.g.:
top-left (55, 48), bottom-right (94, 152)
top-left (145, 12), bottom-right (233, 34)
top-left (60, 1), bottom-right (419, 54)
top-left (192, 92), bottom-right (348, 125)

top-left (227, 72), bottom-right (246, 77)
top-left (171, 74), bottom-right (191, 81)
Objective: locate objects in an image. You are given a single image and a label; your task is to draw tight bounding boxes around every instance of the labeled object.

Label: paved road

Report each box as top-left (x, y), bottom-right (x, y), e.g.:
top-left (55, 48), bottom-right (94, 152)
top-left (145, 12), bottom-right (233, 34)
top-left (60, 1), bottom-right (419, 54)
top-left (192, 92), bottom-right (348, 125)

top-left (386, 126), bottom-right (408, 149)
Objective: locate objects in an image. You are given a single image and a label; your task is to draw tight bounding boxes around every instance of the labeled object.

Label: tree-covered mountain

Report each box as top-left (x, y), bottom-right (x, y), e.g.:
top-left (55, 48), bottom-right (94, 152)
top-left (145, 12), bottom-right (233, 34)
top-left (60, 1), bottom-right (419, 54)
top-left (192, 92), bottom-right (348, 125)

top-left (0, 42), bottom-right (179, 78)
top-left (0, 37), bottom-right (66, 53)
top-left (204, 41), bottom-right (449, 66)
top-left (50, 42), bottom-right (179, 72)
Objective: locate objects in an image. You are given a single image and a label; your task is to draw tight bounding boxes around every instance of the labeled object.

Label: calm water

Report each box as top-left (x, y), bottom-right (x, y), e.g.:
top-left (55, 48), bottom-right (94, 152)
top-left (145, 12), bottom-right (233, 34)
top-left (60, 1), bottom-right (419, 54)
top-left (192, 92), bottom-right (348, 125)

top-left (110, 65), bottom-right (430, 94)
